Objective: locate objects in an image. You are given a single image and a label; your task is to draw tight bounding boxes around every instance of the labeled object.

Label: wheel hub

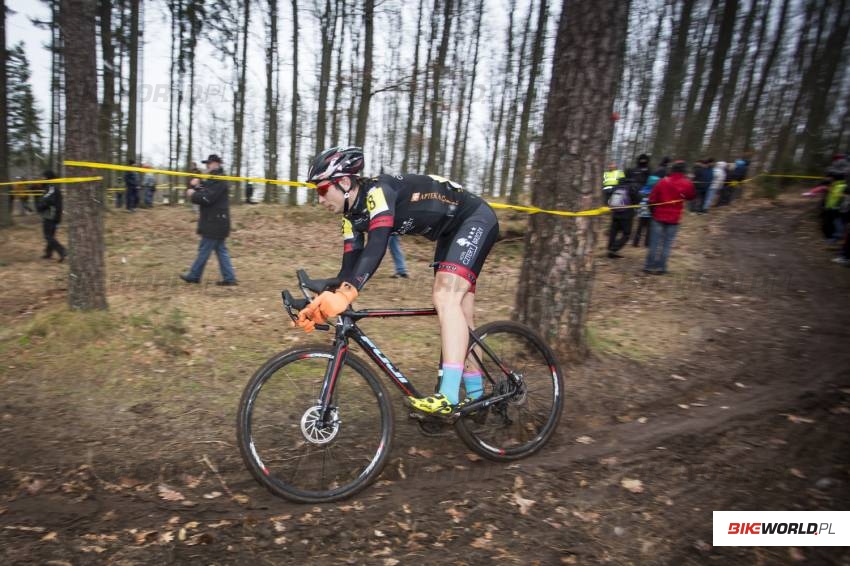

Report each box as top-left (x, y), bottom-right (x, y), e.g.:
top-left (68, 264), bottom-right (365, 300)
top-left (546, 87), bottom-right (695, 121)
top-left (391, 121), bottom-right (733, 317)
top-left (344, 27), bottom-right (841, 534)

top-left (300, 405), bottom-right (340, 445)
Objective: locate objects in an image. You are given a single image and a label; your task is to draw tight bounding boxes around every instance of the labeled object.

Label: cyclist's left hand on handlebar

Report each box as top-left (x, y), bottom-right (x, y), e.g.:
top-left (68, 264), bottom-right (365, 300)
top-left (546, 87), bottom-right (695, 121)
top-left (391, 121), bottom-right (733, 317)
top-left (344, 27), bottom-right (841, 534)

top-left (295, 282), bottom-right (358, 332)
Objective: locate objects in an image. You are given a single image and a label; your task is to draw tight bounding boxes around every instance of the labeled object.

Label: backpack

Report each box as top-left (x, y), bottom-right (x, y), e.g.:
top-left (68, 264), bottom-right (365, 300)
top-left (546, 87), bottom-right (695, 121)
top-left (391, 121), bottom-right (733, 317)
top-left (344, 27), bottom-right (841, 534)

top-left (608, 185), bottom-right (631, 208)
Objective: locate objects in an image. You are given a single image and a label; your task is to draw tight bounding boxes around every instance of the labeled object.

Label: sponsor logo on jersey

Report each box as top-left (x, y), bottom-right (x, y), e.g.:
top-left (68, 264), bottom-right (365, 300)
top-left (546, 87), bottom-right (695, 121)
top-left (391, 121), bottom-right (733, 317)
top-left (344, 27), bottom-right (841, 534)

top-left (414, 192), bottom-right (459, 206)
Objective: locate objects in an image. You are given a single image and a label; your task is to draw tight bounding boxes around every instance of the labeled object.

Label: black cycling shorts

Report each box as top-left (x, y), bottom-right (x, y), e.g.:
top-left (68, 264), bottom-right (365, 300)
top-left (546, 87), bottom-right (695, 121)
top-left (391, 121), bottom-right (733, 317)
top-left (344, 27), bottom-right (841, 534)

top-left (433, 203), bottom-right (499, 293)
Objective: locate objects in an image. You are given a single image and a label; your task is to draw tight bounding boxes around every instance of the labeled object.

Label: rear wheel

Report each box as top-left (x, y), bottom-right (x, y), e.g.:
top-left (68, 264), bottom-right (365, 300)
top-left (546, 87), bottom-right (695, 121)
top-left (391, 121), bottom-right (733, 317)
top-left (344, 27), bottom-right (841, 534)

top-left (454, 321), bottom-right (563, 461)
top-left (237, 347), bottom-right (393, 503)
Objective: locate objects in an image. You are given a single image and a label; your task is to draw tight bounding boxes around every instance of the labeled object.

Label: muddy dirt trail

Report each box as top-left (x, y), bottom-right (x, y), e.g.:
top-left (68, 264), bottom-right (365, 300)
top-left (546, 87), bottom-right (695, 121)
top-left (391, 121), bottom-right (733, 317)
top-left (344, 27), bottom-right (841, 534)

top-left (1, 199), bottom-right (849, 565)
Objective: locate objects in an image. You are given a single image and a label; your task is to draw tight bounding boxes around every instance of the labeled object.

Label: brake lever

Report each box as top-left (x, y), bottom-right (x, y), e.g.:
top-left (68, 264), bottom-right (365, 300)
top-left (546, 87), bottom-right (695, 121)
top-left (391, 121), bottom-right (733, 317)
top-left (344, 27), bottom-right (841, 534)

top-left (281, 290), bottom-right (330, 331)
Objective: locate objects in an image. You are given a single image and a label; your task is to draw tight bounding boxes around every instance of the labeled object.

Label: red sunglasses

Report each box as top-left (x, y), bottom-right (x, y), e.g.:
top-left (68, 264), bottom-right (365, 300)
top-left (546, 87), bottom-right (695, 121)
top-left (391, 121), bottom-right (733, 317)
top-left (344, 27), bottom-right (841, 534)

top-left (315, 179), bottom-right (343, 197)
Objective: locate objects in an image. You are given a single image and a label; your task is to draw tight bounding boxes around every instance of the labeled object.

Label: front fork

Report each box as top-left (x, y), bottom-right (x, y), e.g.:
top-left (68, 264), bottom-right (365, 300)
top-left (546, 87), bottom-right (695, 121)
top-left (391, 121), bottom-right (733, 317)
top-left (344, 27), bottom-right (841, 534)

top-left (316, 322), bottom-right (350, 427)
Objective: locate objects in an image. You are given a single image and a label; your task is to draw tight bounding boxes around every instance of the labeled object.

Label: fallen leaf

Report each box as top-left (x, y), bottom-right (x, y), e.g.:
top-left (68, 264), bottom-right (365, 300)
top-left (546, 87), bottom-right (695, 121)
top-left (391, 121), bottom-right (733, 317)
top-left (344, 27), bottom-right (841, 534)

top-left (383, 559), bottom-right (400, 566)
top-left (203, 491), bottom-right (222, 499)
top-left (512, 492), bottom-right (535, 515)
top-left (671, 374), bottom-right (687, 381)
top-left (600, 457), bottom-right (618, 466)
top-left (788, 548), bottom-right (805, 562)
top-left (513, 476), bottom-right (525, 490)
top-left (41, 531), bottom-right (58, 542)
top-left (157, 484), bottom-right (185, 502)
top-left (677, 404), bottom-right (690, 410)
top-left (134, 530), bottom-right (158, 545)
top-left (575, 435), bottom-right (594, 445)
top-left (177, 528), bottom-right (187, 541)
top-left (373, 529), bottom-right (386, 537)
top-left (465, 453), bottom-right (482, 462)
top-left (471, 536), bottom-right (491, 549)
top-left (274, 535), bottom-right (287, 545)
top-left (621, 478), bottom-right (644, 493)
top-left (181, 474), bottom-right (202, 488)
top-left (446, 508), bottom-right (465, 524)
top-left (185, 532), bottom-right (214, 546)
top-left (26, 479), bottom-right (46, 495)
top-left (789, 468), bottom-right (806, 479)
top-left (637, 417), bottom-right (648, 423)
top-left (785, 414), bottom-right (815, 424)
top-left (79, 545), bottom-right (107, 554)
top-left (407, 447), bottom-right (434, 458)
top-left (232, 494), bottom-right (249, 504)
top-left (572, 510), bottom-right (600, 523)
top-left (398, 461), bottom-right (406, 480)
top-left (208, 520), bottom-right (232, 529)
top-left (159, 531), bottom-right (174, 544)
top-left (735, 382), bottom-right (747, 388)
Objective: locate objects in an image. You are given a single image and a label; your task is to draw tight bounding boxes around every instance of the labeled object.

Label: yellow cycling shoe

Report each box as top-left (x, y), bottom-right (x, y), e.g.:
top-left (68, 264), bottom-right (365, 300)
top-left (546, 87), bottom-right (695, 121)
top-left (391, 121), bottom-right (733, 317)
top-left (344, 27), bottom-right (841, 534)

top-left (407, 393), bottom-right (455, 415)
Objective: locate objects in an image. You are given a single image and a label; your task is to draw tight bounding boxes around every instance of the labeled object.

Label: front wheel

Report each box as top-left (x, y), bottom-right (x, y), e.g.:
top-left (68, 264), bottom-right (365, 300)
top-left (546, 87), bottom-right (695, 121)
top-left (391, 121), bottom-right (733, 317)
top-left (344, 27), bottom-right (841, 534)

top-left (236, 347), bottom-right (394, 503)
top-left (454, 321), bottom-right (564, 461)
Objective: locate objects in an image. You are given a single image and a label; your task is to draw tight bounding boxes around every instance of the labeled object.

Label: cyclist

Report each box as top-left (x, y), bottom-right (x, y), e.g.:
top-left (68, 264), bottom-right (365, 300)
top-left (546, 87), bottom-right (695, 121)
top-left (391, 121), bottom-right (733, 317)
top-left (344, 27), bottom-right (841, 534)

top-left (295, 146), bottom-right (500, 415)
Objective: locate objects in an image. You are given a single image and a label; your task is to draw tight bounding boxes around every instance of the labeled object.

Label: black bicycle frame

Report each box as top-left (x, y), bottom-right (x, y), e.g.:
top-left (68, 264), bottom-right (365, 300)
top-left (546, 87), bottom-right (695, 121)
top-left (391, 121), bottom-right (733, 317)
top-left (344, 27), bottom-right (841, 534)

top-left (315, 307), bottom-right (522, 421)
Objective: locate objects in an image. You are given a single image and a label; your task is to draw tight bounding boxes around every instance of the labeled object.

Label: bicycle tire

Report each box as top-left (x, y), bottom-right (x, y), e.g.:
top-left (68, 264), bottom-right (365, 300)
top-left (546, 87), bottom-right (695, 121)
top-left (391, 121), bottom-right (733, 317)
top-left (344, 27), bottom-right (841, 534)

top-left (454, 321), bottom-right (564, 462)
top-left (237, 347), bottom-right (394, 503)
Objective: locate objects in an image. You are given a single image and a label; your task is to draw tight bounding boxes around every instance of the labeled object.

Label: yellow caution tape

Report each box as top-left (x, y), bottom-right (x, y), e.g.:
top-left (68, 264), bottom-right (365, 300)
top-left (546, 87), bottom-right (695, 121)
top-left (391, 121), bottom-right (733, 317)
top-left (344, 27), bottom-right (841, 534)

top-left (64, 160), bottom-right (316, 189)
top-left (0, 176), bottom-right (103, 187)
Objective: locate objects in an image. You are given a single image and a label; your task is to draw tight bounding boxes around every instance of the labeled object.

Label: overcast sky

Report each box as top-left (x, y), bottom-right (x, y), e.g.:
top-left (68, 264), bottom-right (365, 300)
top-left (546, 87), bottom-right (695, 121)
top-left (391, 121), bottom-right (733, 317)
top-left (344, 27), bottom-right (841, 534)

top-left (6, 0), bottom-right (557, 187)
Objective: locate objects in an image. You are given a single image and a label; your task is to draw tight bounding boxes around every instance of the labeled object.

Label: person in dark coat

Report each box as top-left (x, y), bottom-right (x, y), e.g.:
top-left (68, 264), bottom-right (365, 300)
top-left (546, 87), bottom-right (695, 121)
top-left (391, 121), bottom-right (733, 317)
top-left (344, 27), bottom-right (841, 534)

top-left (124, 160), bottom-right (140, 212)
top-left (35, 170), bottom-right (67, 262)
top-left (605, 172), bottom-right (641, 258)
top-left (180, 154), bottom-right (238, 285)
top-left (653, 156), bottom-right (671, 179)
top-left (691, 158), bottom-right (714, 212)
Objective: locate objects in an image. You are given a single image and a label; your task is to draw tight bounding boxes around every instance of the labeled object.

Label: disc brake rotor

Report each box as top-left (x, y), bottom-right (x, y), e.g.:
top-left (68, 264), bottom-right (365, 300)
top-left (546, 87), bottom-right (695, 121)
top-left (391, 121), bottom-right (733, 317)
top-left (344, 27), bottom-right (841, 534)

top-left (300, 405), bottom-right (340, 445)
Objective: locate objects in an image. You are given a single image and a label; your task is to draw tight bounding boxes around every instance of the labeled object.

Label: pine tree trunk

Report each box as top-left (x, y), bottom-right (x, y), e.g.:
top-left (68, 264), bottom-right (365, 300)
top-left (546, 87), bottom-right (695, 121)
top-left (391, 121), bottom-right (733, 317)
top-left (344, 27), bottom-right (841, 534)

top-left (126, 0), bottom-right (139, 162)
top-left (402, 0), bottom-right (424, 172)
top-left (486, 1), bottom-right (514, 195)
top-left (673, 0), bottom-right (718, 159)
top-left (708, 0), bottom-right (757, 156)
top-left (330, 0), bottom-right (345, 146)
top-left (0, 0), bottom-right (9, 228)
top-left (457, 0), bottom-right (483, 183)
top-left (515, 0), bottom-right (628, 359)
top-left (97, 0), bottom-right (114, 198)
top-left (186, 0), bottom-right (202, 171)
top-left (728, 0), bottom-right (770, 155)
top-left (680, 0), bottom-right (738, 160)
top-left (61, 0), bottom-right (108, 310)
top-left (232, 0), bottom-right (250, 203)
top-left (315, 0), bottom-right (333, 156)
top-left (509, 0), bottom-right (548, 204)
top-left (499, 4), bottom-right (532, 199)
top-left (354, 0), bottom-right (374, 148)
top-left (289, 0), bottom-right (299, 205)
top-left (651, 0), bottom-right (694, 159)
top-left (265, 0), bottom-right (279, 202)
top-left (743, 0), bottom-right (789, 152)
top-left (425, 0), bottom-right (454, 172)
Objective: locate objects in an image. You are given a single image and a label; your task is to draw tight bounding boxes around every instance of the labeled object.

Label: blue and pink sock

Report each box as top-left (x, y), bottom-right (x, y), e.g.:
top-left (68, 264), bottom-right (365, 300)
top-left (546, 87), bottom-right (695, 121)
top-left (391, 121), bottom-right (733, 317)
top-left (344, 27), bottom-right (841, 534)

top-left (463, 370), bottom-right (484, 400)
top-left (438, 363), bottom-right (464, 404)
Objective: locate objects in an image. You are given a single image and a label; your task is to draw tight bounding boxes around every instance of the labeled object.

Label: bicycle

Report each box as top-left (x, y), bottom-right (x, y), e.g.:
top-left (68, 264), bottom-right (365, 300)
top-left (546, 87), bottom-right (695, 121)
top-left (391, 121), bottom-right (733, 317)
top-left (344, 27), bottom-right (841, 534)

top-left (237, 269), bottom-right (564, 503)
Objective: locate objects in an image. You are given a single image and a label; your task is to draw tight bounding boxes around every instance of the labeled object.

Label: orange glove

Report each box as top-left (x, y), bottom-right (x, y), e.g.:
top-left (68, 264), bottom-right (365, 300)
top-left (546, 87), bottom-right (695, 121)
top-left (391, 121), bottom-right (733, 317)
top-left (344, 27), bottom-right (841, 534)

top-left (294, 282), bottom-right (358, 332)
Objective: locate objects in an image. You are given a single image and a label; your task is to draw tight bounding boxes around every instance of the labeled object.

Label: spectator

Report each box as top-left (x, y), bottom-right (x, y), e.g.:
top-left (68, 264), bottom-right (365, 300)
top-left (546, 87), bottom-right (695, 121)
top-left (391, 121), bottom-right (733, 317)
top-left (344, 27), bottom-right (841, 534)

top-left (822, 172), bottom-right (846, 242)
top-left (388, 234), bottom-right (409, 278)
top-left (633, 175), bottom-right (659, 248)
top-left (653, 156), bottom-right (671, 179)
top-left (142, 163), bottom-right (156, 208)
top-left (691, 158), bottom-right (714, 212)
top-left (124, 160), bottom-right (140, 212)
top-left (187, 161), bottom-right (201, 214)
top-left (728, 157), bottom-right (750, 203)
top-left (627, 153), bottom-right (652, 187)
top-left (35, 170), bottom-right (67, 262)
top-left (605, 172), bottom-right (640, 258)
top-left (602, 161), bottom-right (625, 188)
top-left (643, 160), bottom-right (695, 274)
top-left (703, 160), bottom-right (727, 213)
top-left (245, 182), bottom-right (255, 204)
top-left (180, 154), bottom-right (238, 286)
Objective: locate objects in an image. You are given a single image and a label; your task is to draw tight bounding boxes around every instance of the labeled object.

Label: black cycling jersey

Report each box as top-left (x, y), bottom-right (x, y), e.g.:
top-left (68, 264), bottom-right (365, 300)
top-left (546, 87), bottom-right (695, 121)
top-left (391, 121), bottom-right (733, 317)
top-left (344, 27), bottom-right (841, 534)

top-left (338, 173), bottom-right (494, 289)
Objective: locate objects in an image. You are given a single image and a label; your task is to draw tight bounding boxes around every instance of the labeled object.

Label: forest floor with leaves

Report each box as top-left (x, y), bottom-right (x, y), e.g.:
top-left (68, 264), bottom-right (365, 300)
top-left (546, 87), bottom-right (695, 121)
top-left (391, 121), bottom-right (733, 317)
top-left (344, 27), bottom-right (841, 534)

top-left (0, 192), bottom-right (848, 565)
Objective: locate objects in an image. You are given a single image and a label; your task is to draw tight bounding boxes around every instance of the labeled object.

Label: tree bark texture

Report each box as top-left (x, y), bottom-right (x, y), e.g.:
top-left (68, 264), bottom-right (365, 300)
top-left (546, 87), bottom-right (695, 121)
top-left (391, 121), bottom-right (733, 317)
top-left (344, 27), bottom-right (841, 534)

top-left (354, 0), bottom-right (374, 148)
top-left (425, 0), bottom-right (453, 172)
top-left (0, 0), bottom-right (10, 227)
top-left (126, 0), bottom-right (139, 162)
top-left (515, 0), bottom-right (629, 359)
top-left (61, 0), bottom-right (108, 310)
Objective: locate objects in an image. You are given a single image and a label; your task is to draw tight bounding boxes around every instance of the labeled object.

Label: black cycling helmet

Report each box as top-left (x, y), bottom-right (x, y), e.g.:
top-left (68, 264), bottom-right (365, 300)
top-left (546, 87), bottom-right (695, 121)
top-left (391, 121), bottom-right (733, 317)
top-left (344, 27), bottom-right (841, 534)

top-left (306, 146), bottom-right (364, 184)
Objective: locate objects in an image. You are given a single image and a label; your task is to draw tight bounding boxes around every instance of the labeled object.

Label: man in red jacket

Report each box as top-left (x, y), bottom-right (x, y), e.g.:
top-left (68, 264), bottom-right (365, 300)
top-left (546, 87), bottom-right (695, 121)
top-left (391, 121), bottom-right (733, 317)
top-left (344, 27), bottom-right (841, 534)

top-left (644, 160), bottom-right (695, 274)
